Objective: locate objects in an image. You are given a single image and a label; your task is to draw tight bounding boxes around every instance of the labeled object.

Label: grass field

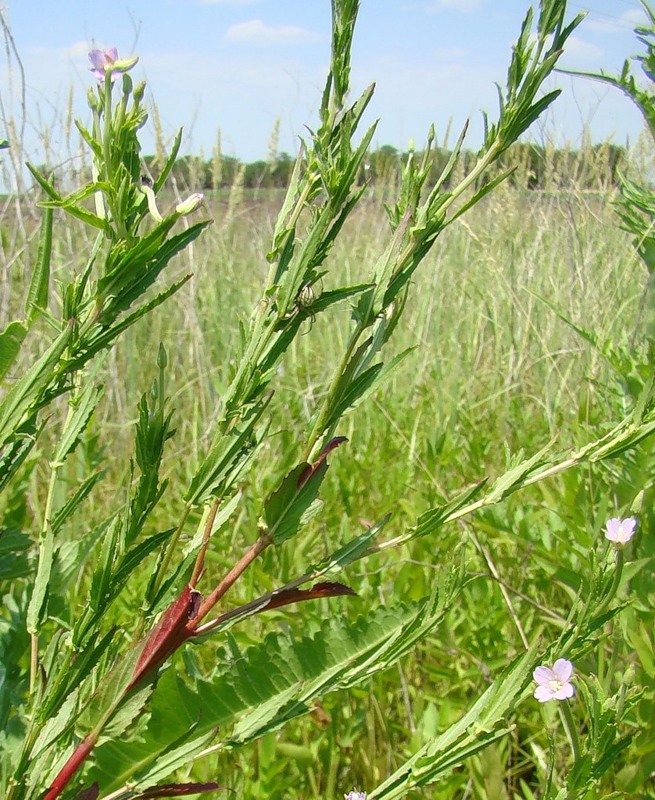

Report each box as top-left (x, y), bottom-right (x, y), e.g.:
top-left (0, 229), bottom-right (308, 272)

top-left (3, 162), bottom-right (654, 797)
top-left (2, 2), bottom-right (655, 796)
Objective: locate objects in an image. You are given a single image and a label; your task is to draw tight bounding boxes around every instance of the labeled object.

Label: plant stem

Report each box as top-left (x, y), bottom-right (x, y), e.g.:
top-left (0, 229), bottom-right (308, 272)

top-left (148, 502), bottom-right (192, 603)
top-left (189, 531), bottom-right (273, 629)
top-left (190, 496), bottom-right (220, 588)
top-left (558, 699), bottom-right (581, 763)
top-left (42, 732), bottom-right (98, 800)
top-left (303, 320), bottom-right (366, 461)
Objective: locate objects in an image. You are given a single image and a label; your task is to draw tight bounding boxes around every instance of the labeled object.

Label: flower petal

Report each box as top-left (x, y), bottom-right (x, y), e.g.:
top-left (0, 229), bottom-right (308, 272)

top-left (552, 658), bottom-right (573, 681)
top-left (553, 682), bottom-right (575, 700)
top-left (533, 666), bottom-right (554, 684)
top-left (534, 684), bottom-right (554, 702)
top-left (605, 518), bottom-right (621, 541)
top-left (88, 49), bottom-right (108, 70)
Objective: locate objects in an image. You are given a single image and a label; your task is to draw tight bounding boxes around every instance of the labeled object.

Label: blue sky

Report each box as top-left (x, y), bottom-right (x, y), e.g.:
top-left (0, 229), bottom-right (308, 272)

top-left (0, 0), bottom-right (650, 165)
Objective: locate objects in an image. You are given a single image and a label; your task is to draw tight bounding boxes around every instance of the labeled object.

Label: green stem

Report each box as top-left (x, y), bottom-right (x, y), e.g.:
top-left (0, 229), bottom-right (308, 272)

top-left (607, 547), bottom-right (625, 603)
top-left (303, 320), bottom-right (366, 461)
top-left (146, 502), bottom-right (192, 607)
top-left (558, 699), bottom-right (581, 763)
top-left (28, 401), bottom-right (75, 692)
top-left (100, 71), bottom-right (129, 240)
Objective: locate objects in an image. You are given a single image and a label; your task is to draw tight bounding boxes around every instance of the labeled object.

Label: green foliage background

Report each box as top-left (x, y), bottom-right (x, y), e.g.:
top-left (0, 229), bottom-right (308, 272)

top-left (1, 1), bottom-right (655, 798)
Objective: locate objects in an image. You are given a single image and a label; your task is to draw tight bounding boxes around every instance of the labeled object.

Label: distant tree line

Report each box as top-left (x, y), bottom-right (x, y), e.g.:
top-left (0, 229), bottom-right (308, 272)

top-left (145, 141), bottom-right (626, 194)
top-left (29, 142), bottom-right (625, 197)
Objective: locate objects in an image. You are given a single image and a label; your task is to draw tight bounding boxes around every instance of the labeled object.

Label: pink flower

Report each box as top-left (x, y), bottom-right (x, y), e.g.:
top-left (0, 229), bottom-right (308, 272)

top-left (533, 658), bottom-right (575, 703)
top-left (605, 517), bottom-right (637, 546)
top-left (88, 47), bottom-right (119, 82)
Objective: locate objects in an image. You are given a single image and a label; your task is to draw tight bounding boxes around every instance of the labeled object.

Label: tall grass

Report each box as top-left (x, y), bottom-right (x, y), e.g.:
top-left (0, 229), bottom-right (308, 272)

top-left (1, 1), bottom-right (654, 798)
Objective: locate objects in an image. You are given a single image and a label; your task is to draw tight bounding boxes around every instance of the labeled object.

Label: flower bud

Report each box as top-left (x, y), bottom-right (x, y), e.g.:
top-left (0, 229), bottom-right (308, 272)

top-left (139, 179), bottom-right (163, 223)
top-left (175, 192), bottom-right (204, 216)
top-left (133, 81), bottom-right (146, 104)
top-left (87, 85), bottom-right (101, 113)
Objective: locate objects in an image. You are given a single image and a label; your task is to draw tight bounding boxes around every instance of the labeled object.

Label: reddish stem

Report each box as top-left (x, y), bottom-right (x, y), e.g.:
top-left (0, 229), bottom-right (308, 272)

top-left (41, 529), bottom-right (271, 798)
top-left (188, 533), bottom-right (272, 630)
top-left (42, 732), bottom-right (97, 800)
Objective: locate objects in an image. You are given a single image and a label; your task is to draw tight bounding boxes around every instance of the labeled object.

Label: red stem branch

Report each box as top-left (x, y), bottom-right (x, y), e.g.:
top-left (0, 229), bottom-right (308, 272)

top-left (188, 532), bottom-right (272, 630)
top-left (42, 732), bottom-right (98, 800)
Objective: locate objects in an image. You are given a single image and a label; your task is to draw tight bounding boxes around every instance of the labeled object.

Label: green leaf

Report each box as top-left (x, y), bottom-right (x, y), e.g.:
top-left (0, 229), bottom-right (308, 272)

top-left (53, 372), bottom-right (105, 465)
top-left (112, 528), bottom-right (175, 589)
top-left (449, 168), bottom-right (516, 223)
top-left (313, 515), bottom-right (389, 577)
top-left (0, 322), bottom-right (72, 448)
top-left (26, 163), bottom-right (111, 234)
top-left (39, 628), bottom-right (116, 722)
top-left (76, 637), bottom-right (150, 738)
top-left (0, 527), bottom-right (33, 581)
top-left (99, 220), bottom-right (210, 322)
top-left (0, 320), bottom-right (27, 382)
top-left (371, 641), bottom-right (541, 799)
top-left (153, 129), bottom-right (183, 194)
top-left (24, 206), bottom-right (53, 325)
top-left (26, 523), bottom-right (55, 634)
top-left (52, 471), bottom-right (104, 535)
top-left (182, 492), bottom-right (242, 558)
top-left (328, 347), bottom-right (414, 426)
top-left (65, 275), bottom-right (192, 374)
top-left (90, 575), bottom-right (460, 790)
top-left (185, 397), bottom-right (271, 507)
top-left (31, 687), bottom-right (80, 760)
top-left (264, 437), bottom-right (346, 545)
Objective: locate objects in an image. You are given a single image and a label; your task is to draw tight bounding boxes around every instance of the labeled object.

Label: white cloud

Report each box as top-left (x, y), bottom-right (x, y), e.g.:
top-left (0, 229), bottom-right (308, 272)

top-left (563, 35), bottom-right (603, 66)
top-left (425, 0), bottom-right (483, 12)
top-left (224, 19), bottom-right (321, 45)
top-left (64, 40), bottom-right (93, 59)
top-left (584, 9), bottom-right (647, 35)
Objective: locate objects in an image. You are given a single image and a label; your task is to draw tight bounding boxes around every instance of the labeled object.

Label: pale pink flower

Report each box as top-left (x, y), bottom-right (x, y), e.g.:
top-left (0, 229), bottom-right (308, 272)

top-left (533, 658), bottom-right (575, 703)
top-left (88, 47), bottom-right (120, 81)
top-left (605, 517), bottom-right (637, 546)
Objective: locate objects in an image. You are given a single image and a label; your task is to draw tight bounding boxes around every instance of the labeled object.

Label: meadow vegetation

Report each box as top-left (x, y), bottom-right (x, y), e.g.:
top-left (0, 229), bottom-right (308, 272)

top-left (1, 1), bottom-right (654, 798)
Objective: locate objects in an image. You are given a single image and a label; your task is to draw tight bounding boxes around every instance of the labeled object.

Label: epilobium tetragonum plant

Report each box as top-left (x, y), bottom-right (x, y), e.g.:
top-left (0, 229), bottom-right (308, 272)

top-left (0, 0), bottom-right (653, 798)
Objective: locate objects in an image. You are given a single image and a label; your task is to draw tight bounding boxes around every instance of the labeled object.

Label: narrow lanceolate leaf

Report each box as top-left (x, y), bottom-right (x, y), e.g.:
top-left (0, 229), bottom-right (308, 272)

top-left (185, 397), bottom-right (271, 507)
top-left (133, 782), bottom-right (225, 798)
top-left (90, 573), bottom-right (461, 790)
top-left (264, 437), bottom-right (346, 545)
top-left (53, 374), bottom-right (106, 464)
top-left (51, 471), bottom-right (104, 534)
top-left (0, 322), bottom-right (72, 447)
top-left (26, 523), bottom-right (55, 634)
top-left (0, 320), bottom-right (27, 382)
top-left (25, 205), bottom-right (53, 325)
top-left (370, 641), bottom-right (541, 799)
top-left (0, 527), bottom-right (33, 581)
top-left (259, 581), bottom-right (356, 611)
top-left (65, 275), bottom-right (192, 374)
top-left (327, 348), bottom-right (414, 428)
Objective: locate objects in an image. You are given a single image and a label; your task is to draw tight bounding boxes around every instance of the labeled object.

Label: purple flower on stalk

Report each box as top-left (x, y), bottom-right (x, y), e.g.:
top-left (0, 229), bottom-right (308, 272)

top-left (605, 517), bottom-right (637, 546)
top-left (88, 47), bottom-right (120, 81)
top-left (533, 658), bottom-right (575, 703)
top-left (344, 791), bottom-right (367, 800)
